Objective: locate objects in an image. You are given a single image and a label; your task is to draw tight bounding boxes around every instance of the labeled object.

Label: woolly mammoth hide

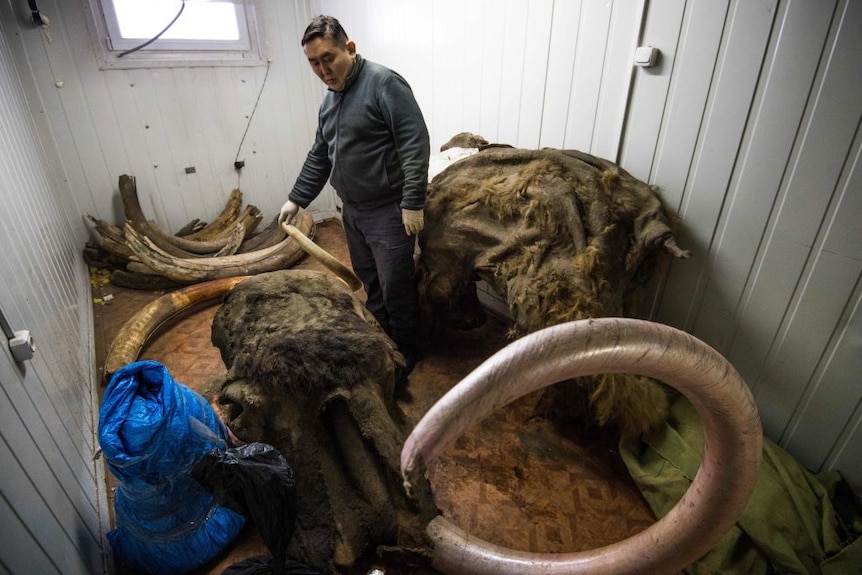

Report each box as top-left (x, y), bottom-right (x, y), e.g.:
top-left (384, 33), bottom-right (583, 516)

top-left (418, 140), bottom-right (690, 436)
top-left (210, 270), bottom-right (438, 573)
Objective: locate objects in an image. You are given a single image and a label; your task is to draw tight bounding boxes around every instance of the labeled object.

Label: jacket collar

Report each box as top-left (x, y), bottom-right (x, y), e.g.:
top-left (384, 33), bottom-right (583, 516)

top-left (334, 53), bottom-right (364, 93)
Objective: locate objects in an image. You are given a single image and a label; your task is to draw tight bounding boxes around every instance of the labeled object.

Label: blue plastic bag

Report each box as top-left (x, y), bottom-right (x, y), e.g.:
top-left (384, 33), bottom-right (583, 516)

top-left (99, 360), bottom-right (246, 574)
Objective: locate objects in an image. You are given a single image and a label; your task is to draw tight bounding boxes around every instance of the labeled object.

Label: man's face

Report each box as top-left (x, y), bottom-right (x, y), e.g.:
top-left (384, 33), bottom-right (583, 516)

top-left (303, 36), bottom-right (356, 91)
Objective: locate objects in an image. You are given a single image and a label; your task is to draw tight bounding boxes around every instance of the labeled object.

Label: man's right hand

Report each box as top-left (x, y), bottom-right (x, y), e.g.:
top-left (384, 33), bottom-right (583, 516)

top-left (278, 200), bottom-right (300, 225)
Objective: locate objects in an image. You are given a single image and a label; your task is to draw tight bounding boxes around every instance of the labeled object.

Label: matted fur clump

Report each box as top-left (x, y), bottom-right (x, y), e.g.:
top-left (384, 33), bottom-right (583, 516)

top-left (210, 270), bottom-right (437, 573)
top-left (211, 269), bottom-right (402, 399)
top-left (418, 139), bottom-right (690, 437)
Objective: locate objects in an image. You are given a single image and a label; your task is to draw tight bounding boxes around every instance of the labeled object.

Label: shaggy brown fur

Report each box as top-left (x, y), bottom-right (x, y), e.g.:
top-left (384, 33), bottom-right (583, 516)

top-left (210, 270), bottom-right (438, 573)
top-left (418, 140), bottom-right (689, 437)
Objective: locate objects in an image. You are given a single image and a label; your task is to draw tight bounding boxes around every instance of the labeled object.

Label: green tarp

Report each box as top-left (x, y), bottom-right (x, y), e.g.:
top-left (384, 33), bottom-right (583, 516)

top-left (620, 393), bottom-right (862, 574)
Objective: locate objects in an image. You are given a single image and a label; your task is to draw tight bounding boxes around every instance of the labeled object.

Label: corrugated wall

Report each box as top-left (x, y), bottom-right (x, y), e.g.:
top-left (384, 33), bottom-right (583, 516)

top-left (621, 0), bottom-right (861, 488)
top-left (0, 7), bottom-right (108, 574)
top-left (326, 0), bottom-right (645, 155)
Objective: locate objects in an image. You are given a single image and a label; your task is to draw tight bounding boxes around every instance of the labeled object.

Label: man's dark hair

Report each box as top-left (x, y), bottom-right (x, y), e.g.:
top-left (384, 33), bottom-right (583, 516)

top-left (302, 15), bottom-right (349, 47)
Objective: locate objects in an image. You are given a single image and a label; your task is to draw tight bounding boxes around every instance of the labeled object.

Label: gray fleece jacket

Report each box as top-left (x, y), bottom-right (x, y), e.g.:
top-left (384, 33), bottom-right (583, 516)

top-left (289, 54), bottom-right (430, 211)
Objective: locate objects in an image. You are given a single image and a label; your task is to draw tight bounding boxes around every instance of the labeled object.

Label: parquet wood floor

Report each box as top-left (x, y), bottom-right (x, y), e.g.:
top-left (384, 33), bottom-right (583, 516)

top-left (92, 218), bottom-right (657, 575)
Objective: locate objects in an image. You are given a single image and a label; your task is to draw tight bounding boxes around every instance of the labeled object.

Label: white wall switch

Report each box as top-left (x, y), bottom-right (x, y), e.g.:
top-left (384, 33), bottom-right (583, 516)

top-left (634, 46), bottom-right (659, 67)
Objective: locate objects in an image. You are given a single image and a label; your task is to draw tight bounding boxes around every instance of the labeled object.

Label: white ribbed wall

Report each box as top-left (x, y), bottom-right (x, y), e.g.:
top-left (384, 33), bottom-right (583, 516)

top-left (324, 0), bottom-right (645, 156)
top-left (622, 0), bottom-right (861, 486)
top-left (0, 7), bottom-right (108, 574)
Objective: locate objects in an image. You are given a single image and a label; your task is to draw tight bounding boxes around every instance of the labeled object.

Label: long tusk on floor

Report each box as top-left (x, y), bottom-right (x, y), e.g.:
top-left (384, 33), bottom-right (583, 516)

top-left (103, 276), bottom-right (248, 382)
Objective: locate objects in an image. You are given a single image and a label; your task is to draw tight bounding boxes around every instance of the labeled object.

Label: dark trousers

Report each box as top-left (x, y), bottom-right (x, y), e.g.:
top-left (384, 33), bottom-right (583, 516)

top-left (341, 201), bottom-right (419, 358)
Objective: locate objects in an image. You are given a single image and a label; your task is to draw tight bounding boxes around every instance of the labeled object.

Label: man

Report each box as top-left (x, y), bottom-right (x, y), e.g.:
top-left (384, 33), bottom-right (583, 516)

top-left (279, 15), bottom-right (430, 372)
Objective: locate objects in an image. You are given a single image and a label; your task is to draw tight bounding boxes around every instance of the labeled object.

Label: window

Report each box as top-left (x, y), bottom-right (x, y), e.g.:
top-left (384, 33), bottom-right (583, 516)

top-left (88, 0), bottom-right (263, 69)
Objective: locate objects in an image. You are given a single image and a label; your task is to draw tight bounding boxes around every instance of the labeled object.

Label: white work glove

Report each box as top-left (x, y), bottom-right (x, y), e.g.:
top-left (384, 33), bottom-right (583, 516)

top-left (278, 200), bottom-right (300, 225)
top-left (402, 208), bottom-right (424, 236)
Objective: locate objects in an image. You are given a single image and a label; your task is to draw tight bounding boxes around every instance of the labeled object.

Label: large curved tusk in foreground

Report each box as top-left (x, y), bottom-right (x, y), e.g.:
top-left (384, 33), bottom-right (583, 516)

top-left (103, 276), bottom-right (248, 381)
top-left (402, 317), bottom-right (762, 575)
top-left (282, 221), bottom-right (363, 292)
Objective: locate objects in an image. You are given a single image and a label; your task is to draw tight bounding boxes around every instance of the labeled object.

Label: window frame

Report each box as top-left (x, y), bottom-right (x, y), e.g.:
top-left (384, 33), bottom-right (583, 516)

top-left (86, 0), bottom-right (265, 70)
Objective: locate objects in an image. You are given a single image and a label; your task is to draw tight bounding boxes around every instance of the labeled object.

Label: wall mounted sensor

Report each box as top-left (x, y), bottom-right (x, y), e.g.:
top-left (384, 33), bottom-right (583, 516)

top-left (10, 330), bottom-right (36, 363)
top-left (1, 307), bottom-right (36, 363)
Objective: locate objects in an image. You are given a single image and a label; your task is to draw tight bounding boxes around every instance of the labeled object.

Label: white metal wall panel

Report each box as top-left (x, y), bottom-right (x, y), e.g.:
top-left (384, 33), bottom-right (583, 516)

top-left (643, 0), bottom-right (731, 212)
top-left (618, 0), bottom-right (686, 180)
top-left (540, 0), bottom-right (585, 148)
top-left (756, 25), bottom-right (862, 440)
top-left (561, 0), bottom-right (613, 152)
top-left (0, 495), bottom-right (61, 573)
top-left (496, 1), bottom-right (533, 146)
top-left (14, 0), bottom-right (115, 227)
top-left (324, 0), bottom-right (641, 152)
top-left (820, 282), bottom-right (862, 485)
top-left (726, 0), bottom-right (860, 440)
top-left (657, 0), bottom-right (778, 332)
top-left (623, 0), bottom-right (861, 491)
top-left (590, 0), bottom-right (644, 160)
top-left (781, 175), bottom-right (862, 467)
top-left (692, 0), bottom-right (836, 353)
top-left (0, 4), bottom-right (108, 572)
top-left (514, 0), bottom-right (554, 148)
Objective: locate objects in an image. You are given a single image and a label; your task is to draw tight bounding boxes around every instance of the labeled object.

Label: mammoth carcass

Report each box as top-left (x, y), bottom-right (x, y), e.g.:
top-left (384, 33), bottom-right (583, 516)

top-left (210, 270), bottom-right (438, 573)
top-left (418, 139), bottom-right (691, 436)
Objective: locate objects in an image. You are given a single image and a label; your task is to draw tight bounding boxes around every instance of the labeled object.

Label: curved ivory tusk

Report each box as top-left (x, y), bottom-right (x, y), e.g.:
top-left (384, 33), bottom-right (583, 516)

top-left (238, 216), bottom-right (287, 253)
top-left (119, 175), bottom-right (262, 255)
top-left (401, 317), bottom-right (762, 575)
top-left (210, 222), bottom-right (245, 257)
top-left (282, 222), bottom-right (363, 292)
top-left (162, 207), bottom-right (261, 254)
top-left (103, 276), bottom-right (248, 381)
top-left (181, 188), bottom-right (242, 241)
top-left (123, 212), bottom-right (313, 283)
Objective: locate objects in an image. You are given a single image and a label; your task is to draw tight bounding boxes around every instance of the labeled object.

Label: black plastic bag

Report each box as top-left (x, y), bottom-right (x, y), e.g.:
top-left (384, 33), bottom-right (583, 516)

top-left (192, 442), bottom-right (321, 575)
